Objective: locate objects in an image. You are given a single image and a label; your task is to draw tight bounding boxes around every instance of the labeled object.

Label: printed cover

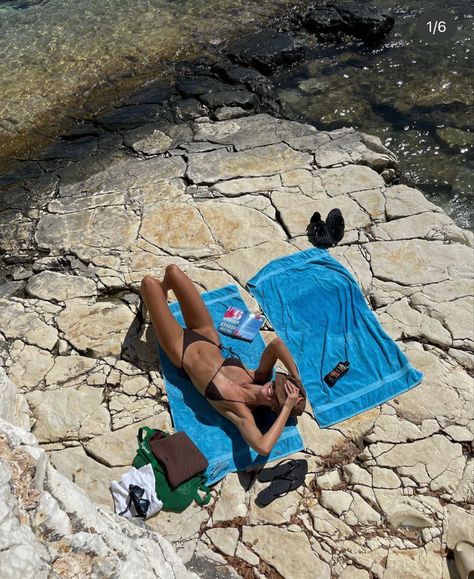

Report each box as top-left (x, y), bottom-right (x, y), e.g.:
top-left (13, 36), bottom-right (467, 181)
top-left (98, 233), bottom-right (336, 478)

top-left (218, 306), bottom-right (264, 341)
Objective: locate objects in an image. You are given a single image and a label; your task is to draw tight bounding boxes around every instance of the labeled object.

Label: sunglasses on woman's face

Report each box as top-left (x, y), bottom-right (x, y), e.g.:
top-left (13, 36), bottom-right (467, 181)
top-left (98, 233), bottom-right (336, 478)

top-left (119, 484), bottom-right (150, 518)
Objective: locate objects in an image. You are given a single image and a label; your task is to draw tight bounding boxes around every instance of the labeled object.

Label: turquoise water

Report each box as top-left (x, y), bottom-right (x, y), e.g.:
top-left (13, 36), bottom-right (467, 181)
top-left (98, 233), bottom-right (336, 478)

top-left (275, 1), bottom-right (473, 228)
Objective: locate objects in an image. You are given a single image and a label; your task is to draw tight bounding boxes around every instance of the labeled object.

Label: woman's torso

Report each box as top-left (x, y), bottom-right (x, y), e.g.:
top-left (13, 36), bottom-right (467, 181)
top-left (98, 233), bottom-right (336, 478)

top-left (182, 335), bottom-right (254, 414)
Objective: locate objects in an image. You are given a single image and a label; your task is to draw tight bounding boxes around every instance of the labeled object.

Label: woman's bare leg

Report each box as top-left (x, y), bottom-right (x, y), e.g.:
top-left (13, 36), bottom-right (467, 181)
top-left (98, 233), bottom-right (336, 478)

top-left (161, 265), bottom-right (217, 337)
top-left (140, 275), bottom-right (183, 366)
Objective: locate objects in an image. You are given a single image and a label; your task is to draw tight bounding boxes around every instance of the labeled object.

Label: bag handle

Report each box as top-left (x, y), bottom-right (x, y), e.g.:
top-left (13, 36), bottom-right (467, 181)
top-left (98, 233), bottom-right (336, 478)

top-left (137, 426), bottom-right (155, 445)
top-left (193, 482), bottom-right (211, 506)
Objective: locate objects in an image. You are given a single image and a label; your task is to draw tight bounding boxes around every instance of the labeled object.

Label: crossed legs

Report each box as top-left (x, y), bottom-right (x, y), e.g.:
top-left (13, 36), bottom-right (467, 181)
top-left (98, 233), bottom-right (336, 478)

top-left (140, 265), bottom-right (219, 366)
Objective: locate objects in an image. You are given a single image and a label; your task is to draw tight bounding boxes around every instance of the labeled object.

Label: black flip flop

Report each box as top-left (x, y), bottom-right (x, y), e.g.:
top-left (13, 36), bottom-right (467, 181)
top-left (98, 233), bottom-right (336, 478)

top-left (256, 460), bottom-right (308, 507)
top-left (257, 458), bottom-right (305, 483)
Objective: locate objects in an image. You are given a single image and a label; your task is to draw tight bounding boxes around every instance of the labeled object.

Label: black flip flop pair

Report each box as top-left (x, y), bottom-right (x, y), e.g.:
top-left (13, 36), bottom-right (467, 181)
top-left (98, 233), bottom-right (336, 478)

top-left (255, 459), bottom-right (308, 507)
top-left (307, 208), bottom-right (345, 248)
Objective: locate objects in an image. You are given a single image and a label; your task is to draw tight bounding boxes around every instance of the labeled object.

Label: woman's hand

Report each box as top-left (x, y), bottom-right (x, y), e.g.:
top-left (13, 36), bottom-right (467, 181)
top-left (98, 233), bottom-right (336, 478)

top-left (283, 380), bottom-right (303, 410)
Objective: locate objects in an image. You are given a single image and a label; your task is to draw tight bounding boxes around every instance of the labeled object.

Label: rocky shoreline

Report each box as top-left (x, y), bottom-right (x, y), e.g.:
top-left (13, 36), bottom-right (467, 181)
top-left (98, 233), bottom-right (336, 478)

top-left (1, 4), bottom-right (473, 577)
top-left (0, 108), bottom-right (473, 578)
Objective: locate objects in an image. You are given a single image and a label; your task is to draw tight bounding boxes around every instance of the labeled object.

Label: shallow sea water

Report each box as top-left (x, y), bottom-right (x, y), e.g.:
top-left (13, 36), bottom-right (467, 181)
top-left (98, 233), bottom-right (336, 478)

top-left (0, 0), bottom-right (297, 159)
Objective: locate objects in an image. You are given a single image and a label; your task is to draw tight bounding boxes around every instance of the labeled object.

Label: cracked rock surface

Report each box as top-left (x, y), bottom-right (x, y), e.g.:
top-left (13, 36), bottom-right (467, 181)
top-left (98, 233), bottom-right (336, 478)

top-left (0, 113), bottom-right (473, 578)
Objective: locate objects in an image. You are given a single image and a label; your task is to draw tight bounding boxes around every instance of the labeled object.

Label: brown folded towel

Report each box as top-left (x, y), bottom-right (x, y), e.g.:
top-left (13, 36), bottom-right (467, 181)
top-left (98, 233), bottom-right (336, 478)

top-left (149, 431), bottom-right (208, 488)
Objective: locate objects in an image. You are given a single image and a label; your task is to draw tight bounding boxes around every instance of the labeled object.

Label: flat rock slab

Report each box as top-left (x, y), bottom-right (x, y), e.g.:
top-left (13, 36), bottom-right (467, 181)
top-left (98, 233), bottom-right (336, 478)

top-left (56, 301), bottom-right (137, 357)
top-left (242, 525), bottom-right (330, 579)
top-left (26, 387), bottom-right (109, 443)
top-left (367, 239), bottom-right (473, 285)
top-left (187, 143), bottom-right (311, 184)
top-left (27, 271), bottom-right (97, 302)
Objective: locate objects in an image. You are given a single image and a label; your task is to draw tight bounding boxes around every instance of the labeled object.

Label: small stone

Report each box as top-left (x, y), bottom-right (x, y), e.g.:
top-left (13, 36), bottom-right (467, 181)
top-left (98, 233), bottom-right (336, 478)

top-left (235, 542), bottom-right (259, 566)
top-left (343, 464), bottom-right (372, 486)
top-left (206, 527), bottom-right (239, 557)
top-left (316, 469), bottom-right (342, 489)
top-left (319, 490), bottom-right (353, 515)
top-left (370, 467), bottom-right (401, 489)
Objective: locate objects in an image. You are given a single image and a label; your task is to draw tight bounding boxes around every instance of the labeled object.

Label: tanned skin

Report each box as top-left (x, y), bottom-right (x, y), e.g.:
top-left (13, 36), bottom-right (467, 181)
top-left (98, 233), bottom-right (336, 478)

top-left (141, 264), bottom-right (302, 456)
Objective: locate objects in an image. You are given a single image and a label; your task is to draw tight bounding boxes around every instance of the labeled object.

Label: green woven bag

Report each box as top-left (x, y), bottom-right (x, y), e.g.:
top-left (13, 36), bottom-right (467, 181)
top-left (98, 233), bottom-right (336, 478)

top-left (132, 426), bottom-right (211, 513)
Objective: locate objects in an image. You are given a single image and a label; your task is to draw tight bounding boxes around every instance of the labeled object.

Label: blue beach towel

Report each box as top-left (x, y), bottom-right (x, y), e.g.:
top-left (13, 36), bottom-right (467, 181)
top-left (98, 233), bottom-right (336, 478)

top-left (247, 248), bottom-right (423, 428)
top-left (158, 285), bottom-right (304, 486)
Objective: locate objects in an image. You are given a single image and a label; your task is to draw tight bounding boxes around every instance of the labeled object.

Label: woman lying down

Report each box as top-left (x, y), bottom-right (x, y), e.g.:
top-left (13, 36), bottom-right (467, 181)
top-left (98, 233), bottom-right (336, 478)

top-left (140, 265), bottom-right (304, 456)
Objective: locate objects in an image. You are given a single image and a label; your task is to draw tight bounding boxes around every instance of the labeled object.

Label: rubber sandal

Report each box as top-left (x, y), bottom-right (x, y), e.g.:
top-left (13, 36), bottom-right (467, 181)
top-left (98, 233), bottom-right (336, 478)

top-left (256, 460), bottom-right (308, 507)
top-left (257, 458), bottom-right (305, 483)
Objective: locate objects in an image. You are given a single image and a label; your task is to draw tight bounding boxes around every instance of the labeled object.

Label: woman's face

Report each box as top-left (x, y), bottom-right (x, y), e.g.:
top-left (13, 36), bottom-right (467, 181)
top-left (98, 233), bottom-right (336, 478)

top-left (257, 381), bottom-right (278, 411)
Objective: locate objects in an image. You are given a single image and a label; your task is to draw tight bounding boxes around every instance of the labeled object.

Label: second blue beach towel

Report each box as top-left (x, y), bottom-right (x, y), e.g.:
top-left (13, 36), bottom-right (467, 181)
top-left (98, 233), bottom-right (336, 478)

top-left (247, 248), bottom-right (423, 427)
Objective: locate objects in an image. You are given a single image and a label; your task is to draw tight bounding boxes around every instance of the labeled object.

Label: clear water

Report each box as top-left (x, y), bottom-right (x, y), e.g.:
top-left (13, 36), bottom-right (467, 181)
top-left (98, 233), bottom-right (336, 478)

top-left (0, 0), bottom-right (298, 163)
top-left (274, 0), bottom-right (474, 229)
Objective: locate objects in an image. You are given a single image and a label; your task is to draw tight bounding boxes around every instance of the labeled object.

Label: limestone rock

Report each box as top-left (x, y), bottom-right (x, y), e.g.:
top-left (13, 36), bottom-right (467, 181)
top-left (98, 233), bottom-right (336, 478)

top-left (319, 165), bottom-right (384, 196)
top-left (26, 387), bottom-right (110, 443)
top-left (320, 490), bottom-right (353, 516)
top-left (0, 298), bottom-right (58, 350)
top-left (384, 541), bottom-right (443, 579)
top-left (316, 469), bottom-right (342, 490)
top-left (343, 464), bottom-right (372, 487)
top-left (339, 566), bottom-right (370, 579)
top-left (192, 114), bottom-right (317, 151)
top-left (147, 505), bottom-right (209, 543)
top-left (56, 300), bottom-right (136, 357)
top-left (36, 206), bottom-right (140, 257)
top-left (212, 175), bottom-right (281, 196)
top-left (242, 525), bottom-right (330, 579)
top-left (84, 415), bottom-right (171, 468)
top-left (187, 143), bottom-right (311, 184)
top-left (218, 240), bottom-right (297, 285)
top-left (212, 472), bottom-right (248, 522)
top-left (206, 527), bottom-right (239, 556)
top-left (27, 271), bottom-right (97, 301)
top-left (198, 201), bottom-right (286, 250)
top-left (140, 201), bottom-right (218, 258)
top-left (271, 189), bottom-right (370, 237)
top-left (7, 342), bottom-right (55, 391)
top-left (445, 504), bottom-right (474, 549)
top-left (309, 504), bottom-right (353, 539)
top-left (367, 239), bottom-right (473, 286)
top-left (384, 185), bottom-right (441, 219)
top-left (45, 354), bottom-right (98, 386)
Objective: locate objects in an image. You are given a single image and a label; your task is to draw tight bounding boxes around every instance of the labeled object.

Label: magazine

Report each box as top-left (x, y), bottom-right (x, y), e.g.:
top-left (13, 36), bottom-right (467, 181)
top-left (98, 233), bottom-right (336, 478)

top-left (218, 306), bottom-right (264, 341)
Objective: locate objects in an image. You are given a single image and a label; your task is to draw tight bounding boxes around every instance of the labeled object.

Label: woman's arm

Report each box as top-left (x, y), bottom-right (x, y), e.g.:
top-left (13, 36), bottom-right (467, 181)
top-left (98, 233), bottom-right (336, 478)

top-left (231, 381), bottom-right (302, 456)
top-left (254, 337), bottom-right (300, 383)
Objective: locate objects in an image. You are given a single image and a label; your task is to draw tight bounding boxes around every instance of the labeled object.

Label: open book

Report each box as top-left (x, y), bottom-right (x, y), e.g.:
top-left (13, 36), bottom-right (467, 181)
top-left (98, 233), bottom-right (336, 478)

top-left (218, 306), bottom-right (264, 341)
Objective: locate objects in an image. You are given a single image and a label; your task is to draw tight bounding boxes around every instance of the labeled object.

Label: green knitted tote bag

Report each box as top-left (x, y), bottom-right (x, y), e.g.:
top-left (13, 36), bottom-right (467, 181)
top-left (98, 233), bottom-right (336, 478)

top-left (132, 426), bottom-right (211, 513)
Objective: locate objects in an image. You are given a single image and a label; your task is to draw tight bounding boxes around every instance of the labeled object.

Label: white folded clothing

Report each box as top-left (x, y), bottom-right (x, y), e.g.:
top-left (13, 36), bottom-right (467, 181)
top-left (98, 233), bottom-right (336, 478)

top-left (111, 463), bottom-right (162, 519)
